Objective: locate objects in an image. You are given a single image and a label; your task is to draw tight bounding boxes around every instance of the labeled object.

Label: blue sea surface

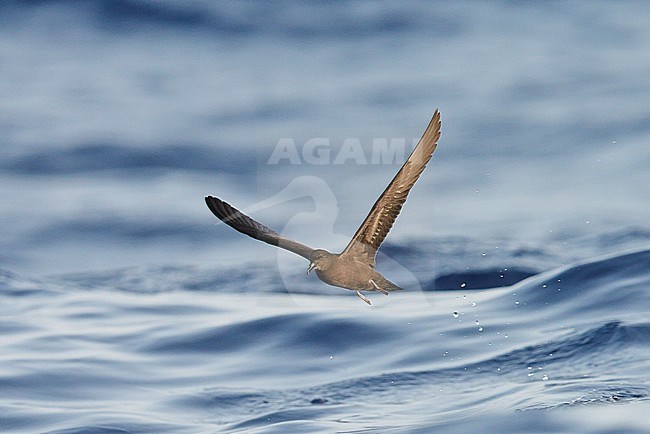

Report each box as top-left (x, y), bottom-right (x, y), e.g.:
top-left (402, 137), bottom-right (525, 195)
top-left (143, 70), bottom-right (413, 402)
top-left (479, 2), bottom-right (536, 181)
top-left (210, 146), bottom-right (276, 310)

top-left (1, 1), bottom-right (649, 432)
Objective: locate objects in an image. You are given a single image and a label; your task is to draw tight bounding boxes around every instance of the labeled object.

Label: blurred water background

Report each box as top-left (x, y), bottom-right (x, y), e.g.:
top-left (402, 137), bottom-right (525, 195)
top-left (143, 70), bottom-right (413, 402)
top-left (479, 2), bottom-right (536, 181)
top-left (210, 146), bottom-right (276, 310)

top-left (1, 1), bottom-right (649, 432)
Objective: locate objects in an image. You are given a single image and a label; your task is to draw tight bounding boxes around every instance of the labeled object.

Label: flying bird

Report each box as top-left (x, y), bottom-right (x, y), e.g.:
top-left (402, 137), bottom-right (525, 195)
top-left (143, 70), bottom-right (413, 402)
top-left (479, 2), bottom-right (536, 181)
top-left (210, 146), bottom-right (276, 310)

top-left (205, 110), bottom-right (441, 305)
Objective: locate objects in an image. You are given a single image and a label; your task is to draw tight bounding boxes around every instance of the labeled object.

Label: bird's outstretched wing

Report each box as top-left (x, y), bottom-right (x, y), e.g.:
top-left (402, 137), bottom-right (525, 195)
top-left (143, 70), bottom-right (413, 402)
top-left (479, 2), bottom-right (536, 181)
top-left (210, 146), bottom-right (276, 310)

top-left (340, 110), bottom-right (441, 266)
top-left (205, 196), bottom-right (315, 260)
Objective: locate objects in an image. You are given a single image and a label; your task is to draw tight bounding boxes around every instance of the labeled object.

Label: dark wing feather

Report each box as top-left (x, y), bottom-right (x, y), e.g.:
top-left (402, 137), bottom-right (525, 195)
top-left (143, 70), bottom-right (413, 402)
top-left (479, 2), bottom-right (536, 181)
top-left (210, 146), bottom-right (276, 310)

top-left (340, 110), bottom-right (441, 266)
top-left (205, 196), bottom-right (315, 260)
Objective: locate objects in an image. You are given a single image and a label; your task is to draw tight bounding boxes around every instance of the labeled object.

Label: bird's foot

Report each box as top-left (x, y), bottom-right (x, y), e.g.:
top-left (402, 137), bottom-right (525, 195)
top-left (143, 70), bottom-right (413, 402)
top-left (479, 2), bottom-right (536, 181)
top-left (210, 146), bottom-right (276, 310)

top-left (356, 291), bottom-right (372, 305)
top-left (369, 279), bottom-right (389, 295)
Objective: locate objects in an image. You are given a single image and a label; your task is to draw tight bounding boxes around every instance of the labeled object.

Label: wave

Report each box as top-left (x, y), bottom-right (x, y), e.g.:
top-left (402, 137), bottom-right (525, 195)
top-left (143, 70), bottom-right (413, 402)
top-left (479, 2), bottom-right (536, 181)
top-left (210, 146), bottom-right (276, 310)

top-left (3, 0), bottom-right (462, 40)
top-left (2, 248), bottom-right (649, 432)
top-left (171, 320), bottom-right (649, 432)
top-left (432, 268), bottom-right (536, 290)
top-left (508, 249), bottom-right (650, 310)
top-left (0, 143), bottom-right (253, 176)
top-left (50, 248), bottom-right (650, 299)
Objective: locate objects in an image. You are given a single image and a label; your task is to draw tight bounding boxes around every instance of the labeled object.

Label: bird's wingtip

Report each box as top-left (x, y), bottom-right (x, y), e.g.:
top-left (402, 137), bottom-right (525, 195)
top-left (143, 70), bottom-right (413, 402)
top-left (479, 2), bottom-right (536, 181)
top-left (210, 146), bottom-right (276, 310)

top-left (205, 195), bottom-right (222, 212)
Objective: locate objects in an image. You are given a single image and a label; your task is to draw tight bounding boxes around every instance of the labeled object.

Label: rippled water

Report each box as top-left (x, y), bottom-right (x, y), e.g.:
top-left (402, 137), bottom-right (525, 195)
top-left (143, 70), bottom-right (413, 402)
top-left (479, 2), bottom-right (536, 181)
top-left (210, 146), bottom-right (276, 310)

top-left (2, 249), bottom-right (650, 432)
top-left (1, 1), bottom-right (649, 432)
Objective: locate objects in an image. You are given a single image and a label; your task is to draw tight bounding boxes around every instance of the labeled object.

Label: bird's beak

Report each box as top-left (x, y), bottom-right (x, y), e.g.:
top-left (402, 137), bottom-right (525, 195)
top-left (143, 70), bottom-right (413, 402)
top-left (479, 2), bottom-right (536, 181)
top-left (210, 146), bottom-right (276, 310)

top-left (307, 262), bottom-right (316, 275)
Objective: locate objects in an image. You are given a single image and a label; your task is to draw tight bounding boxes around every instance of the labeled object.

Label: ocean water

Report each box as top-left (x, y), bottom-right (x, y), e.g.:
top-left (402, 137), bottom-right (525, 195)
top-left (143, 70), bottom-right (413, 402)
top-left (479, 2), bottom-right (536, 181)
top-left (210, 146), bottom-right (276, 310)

top-left (1, 1), bottom-right (649, 432)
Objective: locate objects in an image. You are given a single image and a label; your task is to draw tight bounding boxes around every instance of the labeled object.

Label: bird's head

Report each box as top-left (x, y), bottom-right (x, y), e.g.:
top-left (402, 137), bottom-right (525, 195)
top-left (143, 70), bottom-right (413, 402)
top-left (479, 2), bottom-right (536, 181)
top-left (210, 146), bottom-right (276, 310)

top-left (307, 249), bottom-right (332, 275)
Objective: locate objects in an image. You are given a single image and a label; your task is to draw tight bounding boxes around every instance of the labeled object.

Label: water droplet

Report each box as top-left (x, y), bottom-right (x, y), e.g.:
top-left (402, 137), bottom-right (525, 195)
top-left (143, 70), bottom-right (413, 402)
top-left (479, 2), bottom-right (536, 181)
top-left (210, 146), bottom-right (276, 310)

top-left (481, 252), bottom-right (487, 257)
top-left (585, 220), bottom-right (590, 224)
top-left (499, 274), bottom-right (504, 278)
top-left (527, 366), bottom-right (533, 370)
top-left (542, 374), bottom-right (549, 381)
top-left (453, 311), bottom-right (459, 318)
top-left (515, 301), bottom-right (520, 305)
top-left (542, 284), bottom-right (547, 288)
top-left (478, 327), bottom-right (483, 332)
top-left (557, 288), bottom-right (562, 292)
top-left (528, 373), bottom-right (534, 377)
top-left (471, 302), bottom-right (477, 307)
top-left (460, 282), bottom-right (466, 288)
top-left (504, 334), bottom-right (508, 339)
top-left (329, 355), bottom-right (334, 360)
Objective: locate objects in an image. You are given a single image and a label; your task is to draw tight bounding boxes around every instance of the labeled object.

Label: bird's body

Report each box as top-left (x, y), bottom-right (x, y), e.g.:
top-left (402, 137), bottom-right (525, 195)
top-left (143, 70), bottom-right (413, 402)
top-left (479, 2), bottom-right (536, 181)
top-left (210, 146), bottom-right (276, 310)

top-left (309, 250), bottom-right (403, 291)
top-left (205, 110), bottom-right (441, 305)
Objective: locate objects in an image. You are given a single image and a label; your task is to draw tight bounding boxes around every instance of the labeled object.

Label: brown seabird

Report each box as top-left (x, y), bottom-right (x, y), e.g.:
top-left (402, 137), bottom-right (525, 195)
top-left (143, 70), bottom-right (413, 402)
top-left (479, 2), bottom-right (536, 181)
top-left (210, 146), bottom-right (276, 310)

top-left (205, 110), bottom-right (441, 305)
